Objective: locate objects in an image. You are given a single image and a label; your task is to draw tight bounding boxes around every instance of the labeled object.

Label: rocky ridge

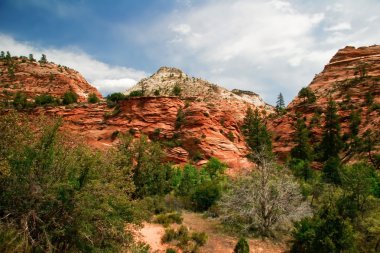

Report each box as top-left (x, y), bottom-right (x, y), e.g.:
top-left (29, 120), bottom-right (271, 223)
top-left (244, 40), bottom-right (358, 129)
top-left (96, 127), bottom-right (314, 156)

top-left (269, 45), bottom-right (380, 161)
top-left (0, 56), bottom-right (102, 102)
top-left (125, 67), bottom-right (273, 110)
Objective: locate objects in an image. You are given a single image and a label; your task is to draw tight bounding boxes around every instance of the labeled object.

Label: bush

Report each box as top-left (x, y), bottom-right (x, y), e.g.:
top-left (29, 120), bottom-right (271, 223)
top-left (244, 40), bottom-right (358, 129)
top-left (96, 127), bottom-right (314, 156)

top-left (191, 182), bottom-right (221, 211)
top-left (191, 232), bottom-right (208, 246)
top-left (166, 249), bottom-right (177, 253)
top-left (12, 91), bottom-right (28, 109)
top-left (107, 92), bottom-right (126, 102)
top-left (172, 84), bottom-right (182, 96)
top-left (0, 115), bottom-right (135, 252)
top-left (34, 94), bottom-right (55, 106)
top-left (87, 93), bottom-right (99, 103)
top-left (234, 237), bottom-right (249, 253)
top-left (162, 228), bottom-right (177, 243)
top-left (62, 90), bottom-right (78, 105)
top-left (155, 212), bottom-right (183, 227)
top-left (129, 90), bottom-right (144, 97)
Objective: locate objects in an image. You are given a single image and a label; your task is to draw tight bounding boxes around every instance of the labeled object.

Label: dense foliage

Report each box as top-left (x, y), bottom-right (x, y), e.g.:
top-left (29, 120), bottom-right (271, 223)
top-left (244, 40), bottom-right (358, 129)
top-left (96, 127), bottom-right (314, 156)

top-left (0, 114), bottom-right (135, 252)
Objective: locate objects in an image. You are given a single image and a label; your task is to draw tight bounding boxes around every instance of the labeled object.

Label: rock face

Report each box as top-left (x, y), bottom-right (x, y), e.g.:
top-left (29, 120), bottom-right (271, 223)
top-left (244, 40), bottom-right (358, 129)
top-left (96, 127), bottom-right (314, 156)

top-left (126, 67), bottom-right (273, 110)
top-left (269, 45), bottom-right (380, 160)
top-left (0, 56), bottom-right (102, 102)
top-left (18, 66), bottom-right (272, 171)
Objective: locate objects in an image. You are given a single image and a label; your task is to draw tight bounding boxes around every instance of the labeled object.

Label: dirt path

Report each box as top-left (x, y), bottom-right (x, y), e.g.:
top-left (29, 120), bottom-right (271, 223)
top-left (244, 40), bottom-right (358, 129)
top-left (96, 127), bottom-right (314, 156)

top-left (136, 211), bottom-right (286, 253)
top-left (181, 212), bottom-right (285, 253)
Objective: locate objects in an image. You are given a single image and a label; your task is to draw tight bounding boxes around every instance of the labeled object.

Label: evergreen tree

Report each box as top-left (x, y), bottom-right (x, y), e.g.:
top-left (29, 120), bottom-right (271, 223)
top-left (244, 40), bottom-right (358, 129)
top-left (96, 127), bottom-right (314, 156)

top-left (289, 115), bottom-right (314, 180)
top-left (291, 115), bottom-right (313, 161)
top-left (0, 51), bottom-right (4, 59)
top-left (242, 107), bottom-right (272, 154)
top-left (319, 98), bottom-right (343, 161)
top-left (28, 53), bottom-right (35, 62)
top-left (5, 51), bottom-right (11, 61)
top-left (39, 54), bottom-right (47, 63)
top-left (234, 237), bottom-right (250, 253)
top-left (276, 92), bottom-right (285, 113)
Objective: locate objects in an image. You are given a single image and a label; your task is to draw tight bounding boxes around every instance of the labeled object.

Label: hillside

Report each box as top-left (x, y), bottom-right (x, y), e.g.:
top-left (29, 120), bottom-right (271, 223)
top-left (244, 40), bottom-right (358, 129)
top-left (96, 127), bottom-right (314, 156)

top-left (0, 54), bottom-right (102, 102)
top-left (269, 45), bottom-right (380, 161)
top-left (126, 66), bottom-right (273, 109)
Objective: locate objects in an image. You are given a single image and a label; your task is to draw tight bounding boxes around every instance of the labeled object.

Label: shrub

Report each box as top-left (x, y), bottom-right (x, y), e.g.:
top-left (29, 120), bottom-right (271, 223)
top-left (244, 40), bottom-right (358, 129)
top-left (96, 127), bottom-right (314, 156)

top-left (191, 182), bottom-right (222, 211)
top-left (0, 115), bottom-right (135, 252)
top-left (12, 91), bottom-right (28, 109)
top-left (191, 232), bottom-right (207, 246)
top-left (129, 90), bottom-right (144, 97)
top-left (107, 92), bottom-right (126, 102)
top-left (298, 87), bottom-right (316, 104)
top-left (62, 90), bottom-right (78, 105)
top-left (162, 228), bottom-right (177, 243)
top-left (155, 212), bottom-right (183, 227)
top-left (34, 94), bottom-right (55, 106)
top-left (172, 84), bottom-right (182, 96)
top-left (166, 249), bottom-right (177, 253)
top-left (87, 93), bottom-right (99, 103)
top-left (234, 238), bottom-right (249, 253)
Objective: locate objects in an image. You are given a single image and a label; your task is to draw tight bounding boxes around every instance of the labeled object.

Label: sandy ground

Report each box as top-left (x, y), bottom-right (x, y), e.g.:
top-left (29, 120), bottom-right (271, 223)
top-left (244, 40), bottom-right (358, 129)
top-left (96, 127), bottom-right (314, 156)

top-left (135, 211), bottom-right (286, 253)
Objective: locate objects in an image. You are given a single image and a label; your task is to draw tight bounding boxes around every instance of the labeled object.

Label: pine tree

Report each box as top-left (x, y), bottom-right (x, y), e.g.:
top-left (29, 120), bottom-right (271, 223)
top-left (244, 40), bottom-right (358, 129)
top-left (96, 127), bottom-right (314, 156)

top-left (319, 98), bottom-right (343, 161)
top-left (276, 92), bottom-right (285, 113)
top-left (242, 107), bottom-right (272, 154)
top-left (291, 115), bottom-right (313, 161)
top-left (39, 54), bottom-right (47, 64)
top-left (0, 51), bottom-right (4, 59)
top-left (29, 53), bottom-right (35, 62)
top-left (234, 237), bottom-right (250, 253)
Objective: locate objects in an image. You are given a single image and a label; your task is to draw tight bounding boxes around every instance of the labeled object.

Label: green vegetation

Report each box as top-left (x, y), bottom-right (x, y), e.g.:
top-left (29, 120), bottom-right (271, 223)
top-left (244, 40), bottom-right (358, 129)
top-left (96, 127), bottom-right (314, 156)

top-left (12, 91), bottom-right (28, 110)
top-left (0, 114), bottom-right (135, 252)
top-left (129, 90), bottom-right (144, 97)
top-left (107, 92), bottom-right (126, 102)
top-left (39, 54), bottom-right (47, 64)
top-left (62, 90), bottom-right (78, 105)
top-left (172, 83), bottom-right (182, 96)
top-left (161, 225), bottom-right (207, 252)
top-left (34, 94), bottom-right (55, 106)
top-left (234, 238), bottom-right (250, 253)
top-left (87, 92), bottom-right (99, 103)
top-left (276, 92), bottom-right (285, 113)
top-left (298, 87), bottom-right (316, 104)
top-left (242, 107), bottom-right (272, 156)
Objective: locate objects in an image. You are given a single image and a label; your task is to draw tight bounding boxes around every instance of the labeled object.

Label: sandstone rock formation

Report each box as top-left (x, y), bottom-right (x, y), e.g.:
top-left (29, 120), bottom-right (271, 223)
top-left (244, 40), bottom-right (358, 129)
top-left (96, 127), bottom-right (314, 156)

top-left (269, 45), bottom-right (380, 161)
top-left (0, 55), bottom-right (102, 102)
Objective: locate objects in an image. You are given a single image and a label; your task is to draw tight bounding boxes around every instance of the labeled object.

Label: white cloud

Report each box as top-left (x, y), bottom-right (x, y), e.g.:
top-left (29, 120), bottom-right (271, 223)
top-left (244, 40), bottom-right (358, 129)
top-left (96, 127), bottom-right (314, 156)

top-left (325, 22), bottom-right (351, 31)
top-left (127, 0), bottom-right (380, 104)
top-left (0, 34), bottom-right (147, 95)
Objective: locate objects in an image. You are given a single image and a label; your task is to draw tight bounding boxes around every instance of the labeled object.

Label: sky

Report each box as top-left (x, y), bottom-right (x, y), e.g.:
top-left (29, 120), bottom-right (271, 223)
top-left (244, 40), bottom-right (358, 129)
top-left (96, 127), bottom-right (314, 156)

top-left (0, 0), bottom-right (379, 105)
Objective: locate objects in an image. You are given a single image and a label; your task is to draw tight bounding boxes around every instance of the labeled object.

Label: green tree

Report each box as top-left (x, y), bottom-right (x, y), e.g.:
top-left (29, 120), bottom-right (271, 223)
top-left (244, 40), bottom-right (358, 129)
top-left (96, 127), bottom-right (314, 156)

top-left (234, 237), bottom-right (250, 253)
top-left (0, 51), bottom-right (4, 59)
top-left (298, 87), bottom-right (316, 104)
top-left (276, 92), bottom-right (285, 113)
top-left (13, 91), bottom-right (28, 109)
top-left (39, 53), bottom-right (47, 63)
top-left (242, 107), bottom-right (272, 155)
top-left (28, 53), bottom-right (35, 62)
top-left (172, 84), bottom-right (182, 96)
top-left (0, 115), bottom-right (135, 252)
top-left (319, 99), bottom-right (343, 161)
top-left (107, 92), bottom-right (126, 102)
top-left (118, 134), bottom-right (173, 198)
top-left (291, 115), bottom-right (313, 162)
top-left (87, 93), bottom-right (99, 103)
top-left (34, 94), bottom-right (55, 106)
top-left (291, 204), bottom-right (355, 253)
top-left (62, 90), bottom-right (78, 105)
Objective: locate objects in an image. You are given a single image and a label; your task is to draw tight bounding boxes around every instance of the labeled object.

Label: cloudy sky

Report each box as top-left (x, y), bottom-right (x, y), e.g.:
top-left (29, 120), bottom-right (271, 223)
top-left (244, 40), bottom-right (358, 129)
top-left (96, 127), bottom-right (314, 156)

top-left (0, 0), bottom-right (379, 105)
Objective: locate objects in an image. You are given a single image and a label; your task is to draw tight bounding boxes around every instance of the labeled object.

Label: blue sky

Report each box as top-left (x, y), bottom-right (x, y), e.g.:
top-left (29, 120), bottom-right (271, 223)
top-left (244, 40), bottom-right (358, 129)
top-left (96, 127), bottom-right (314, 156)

top-left (1, 0), bottom-right (379, 105)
